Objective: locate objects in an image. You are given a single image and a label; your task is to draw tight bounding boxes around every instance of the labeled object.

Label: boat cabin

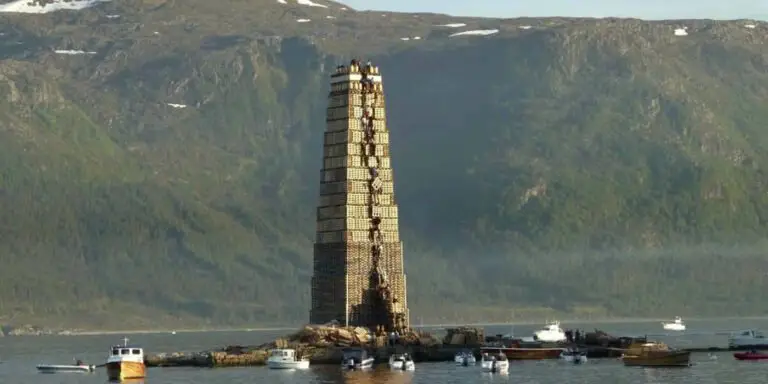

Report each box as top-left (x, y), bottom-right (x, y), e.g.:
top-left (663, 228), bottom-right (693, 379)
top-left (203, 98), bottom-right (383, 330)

top-left (733, 330), bottom-right (766, 339)
top-left (269, 349), bottom-right (300, 361)
top-left (110, 346), bottom-right (144, 358)
top-left (625, 341), bottom-right (674, 355)
top-left (341, 347), bottom-right (370, 362)
top-left (539, 322), bottom-right (561, 332)
top-left (109, 338), bottom-right (144, 360)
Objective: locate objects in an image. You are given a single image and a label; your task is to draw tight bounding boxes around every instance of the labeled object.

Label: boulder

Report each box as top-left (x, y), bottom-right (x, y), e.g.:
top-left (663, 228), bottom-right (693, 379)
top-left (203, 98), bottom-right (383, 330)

top-left (443, 327), bottom-right (484, 346)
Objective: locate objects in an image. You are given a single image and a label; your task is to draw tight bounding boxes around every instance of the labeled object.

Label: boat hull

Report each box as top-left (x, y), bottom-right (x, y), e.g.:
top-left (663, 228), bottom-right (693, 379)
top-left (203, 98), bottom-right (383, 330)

top-left (623, 351), bottom-right (691, 367)
top-left (267, 359), bottom-right (310, 369)
top-left (455, 355), bottom-right (476, 366)
top-left (37, 365), bottom-right (94, 373)
top-left (560, 353), bottom-right (588, 364)
top-left (106, 361), bottom-right (146, 380)
top-left (734, 352), bottom-right (768, 361)
top-left (342, 357), bottom-right (374, 370)
top-left (482, 347), bottom-right (564, 360)
top-left (389, 360), bottom-right (415, 371)
top-left (480, 360), bottom-right (509, 373)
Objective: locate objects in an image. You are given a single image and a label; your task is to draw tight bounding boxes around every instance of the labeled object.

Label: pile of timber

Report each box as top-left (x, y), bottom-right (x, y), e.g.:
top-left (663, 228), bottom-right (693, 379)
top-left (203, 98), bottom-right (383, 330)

top-left (443, 326), bottom-right (484, 346)
top-left (282, 325), bottom-right (373, 347)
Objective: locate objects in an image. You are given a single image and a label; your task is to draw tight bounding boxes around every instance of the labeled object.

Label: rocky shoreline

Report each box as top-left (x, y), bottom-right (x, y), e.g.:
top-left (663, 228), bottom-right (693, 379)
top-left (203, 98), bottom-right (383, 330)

top-left (146, 325), bottom-right (477, 367)
top-left (0, 324), bottom-right (83, 336)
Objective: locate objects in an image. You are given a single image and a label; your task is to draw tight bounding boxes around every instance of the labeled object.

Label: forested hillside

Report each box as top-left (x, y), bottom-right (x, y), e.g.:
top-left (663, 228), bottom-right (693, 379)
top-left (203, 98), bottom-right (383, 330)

top-left (1, 0), bottom-right (768, 328)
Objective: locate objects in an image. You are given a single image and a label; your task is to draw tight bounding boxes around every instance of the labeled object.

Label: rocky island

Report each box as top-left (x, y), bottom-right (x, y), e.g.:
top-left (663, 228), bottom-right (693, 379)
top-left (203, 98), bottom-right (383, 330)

top-left (146, 325), bottom-right (485, 367)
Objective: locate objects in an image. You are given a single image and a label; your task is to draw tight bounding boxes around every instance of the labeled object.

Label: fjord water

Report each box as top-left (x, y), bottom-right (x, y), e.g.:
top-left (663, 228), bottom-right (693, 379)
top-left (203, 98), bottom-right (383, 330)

top-left (4, 318), bottom-right (768, 384)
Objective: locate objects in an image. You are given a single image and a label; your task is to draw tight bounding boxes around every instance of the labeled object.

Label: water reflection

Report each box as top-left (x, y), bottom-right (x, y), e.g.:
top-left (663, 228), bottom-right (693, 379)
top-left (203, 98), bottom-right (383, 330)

top-left (640, 367), bottom-right (688, 383)
top-left (312, 366), bottom-right (414, 384)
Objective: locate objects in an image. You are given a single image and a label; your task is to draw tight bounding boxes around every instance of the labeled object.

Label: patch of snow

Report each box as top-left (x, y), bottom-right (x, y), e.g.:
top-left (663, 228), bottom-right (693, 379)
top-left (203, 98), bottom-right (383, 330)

top-left (438, 23), bottom-right (466, 28)
top-left (325, 15), bottom-right (335, 19)
top-left (401, 37), bottom-right (410, 41)
top-left (277, 0), bottom-right (286, 3)
top-left (0, 0), bottom-right (110, 13)
top-left (297, 0), bottom-right (327, 8)
top-left (401, 36), bottom-right (422, 41)
top-left (519, 25), bottom-right (532, 29)
top-left (413, 36), bottom-right (421, 40)
top-left (297, 18), bottom-right (310, 22)
top-left (674, 28), bottom-right (687, 36)
top-left (449, 29), bottom-right (499, 37)
top-left (105, 14), bottom-right (120, 19)
top-left (54, 49), bottom-right (96, 55)
top-left (167, 103), bottom-right (187, 108)
top-left (745, 24), bottom-right (756, 29)
top-left (340, 7), bottom-right (347, 10)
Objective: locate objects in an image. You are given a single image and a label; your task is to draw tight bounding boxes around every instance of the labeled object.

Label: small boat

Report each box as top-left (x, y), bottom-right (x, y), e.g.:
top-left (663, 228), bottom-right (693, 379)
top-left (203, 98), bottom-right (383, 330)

top-left (341, 347), bottom-right (374, 370)
top-left (622, 341), bottom-right (691, 367)
top-left (661, 317), bottom-right (686, 331)
top-left (734, 350), bottom-right (768, 361)
top-left (480, 352), bottom-right (509, 373)
top-left (106, 337), bottom-right (146, 380)
top-left (729, 330), bottom-right (768, 349)
top-left (533, 321), bottom-right (567, 342)
top-left (36, 362), bottom-right (95, 374)
top-left (388, 353), bottom-right (415, 371)
top-left (266, 348), bottom-right (310, 370)
top-left (455, 350), bottom-right (476, 366)
top-left (560, 347), bottom-right (588, 364)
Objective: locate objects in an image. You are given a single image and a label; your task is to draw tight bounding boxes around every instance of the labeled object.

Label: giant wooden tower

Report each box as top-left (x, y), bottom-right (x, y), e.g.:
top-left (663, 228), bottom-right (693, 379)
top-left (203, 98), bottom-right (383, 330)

top-left (310, 60), bottom-right (409, 332)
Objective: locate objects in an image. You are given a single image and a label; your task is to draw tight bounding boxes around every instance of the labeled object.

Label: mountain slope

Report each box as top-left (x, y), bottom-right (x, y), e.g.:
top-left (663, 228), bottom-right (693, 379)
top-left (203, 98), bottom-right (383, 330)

top-left (1, 0), bottom-right (768, 327)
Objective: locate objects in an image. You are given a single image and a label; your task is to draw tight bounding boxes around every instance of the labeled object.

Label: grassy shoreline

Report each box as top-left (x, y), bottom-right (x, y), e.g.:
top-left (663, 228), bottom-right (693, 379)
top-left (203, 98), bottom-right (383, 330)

top-left (11, 315), bottom-right (768, 336)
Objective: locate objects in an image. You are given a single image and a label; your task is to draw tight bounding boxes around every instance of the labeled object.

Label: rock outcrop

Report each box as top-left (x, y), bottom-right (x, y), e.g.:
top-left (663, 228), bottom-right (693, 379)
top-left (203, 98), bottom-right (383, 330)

top-left (443, 327), bottom-right (484, 346)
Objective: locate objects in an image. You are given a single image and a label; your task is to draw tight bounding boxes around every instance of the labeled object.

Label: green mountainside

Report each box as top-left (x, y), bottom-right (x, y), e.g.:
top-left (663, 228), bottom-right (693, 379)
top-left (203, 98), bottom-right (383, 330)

top-left (1, 0), bottom-right (768, 328)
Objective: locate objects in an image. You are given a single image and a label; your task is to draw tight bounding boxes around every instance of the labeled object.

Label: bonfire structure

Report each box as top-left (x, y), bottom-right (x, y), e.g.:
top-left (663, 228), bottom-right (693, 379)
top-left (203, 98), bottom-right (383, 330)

top-left (310, 60), bottom-right (409, 333)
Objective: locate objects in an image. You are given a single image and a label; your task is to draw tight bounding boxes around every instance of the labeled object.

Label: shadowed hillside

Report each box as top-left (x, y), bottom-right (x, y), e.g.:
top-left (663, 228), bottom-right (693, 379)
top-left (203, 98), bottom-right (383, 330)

top-left (1, 0), bottom-right (768, 327)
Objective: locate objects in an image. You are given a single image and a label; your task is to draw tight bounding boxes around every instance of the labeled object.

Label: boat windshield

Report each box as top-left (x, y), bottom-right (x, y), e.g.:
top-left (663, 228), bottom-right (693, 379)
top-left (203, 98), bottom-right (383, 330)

top-left (342, 349), bottom-right (364, 359)
top-left (271, 350), bottom-right (293, 358)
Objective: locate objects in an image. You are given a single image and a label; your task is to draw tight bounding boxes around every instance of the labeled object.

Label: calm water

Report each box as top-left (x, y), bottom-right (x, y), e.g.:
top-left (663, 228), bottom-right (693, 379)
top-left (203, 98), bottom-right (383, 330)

top-left (4, 318), bottom-right (768, 383)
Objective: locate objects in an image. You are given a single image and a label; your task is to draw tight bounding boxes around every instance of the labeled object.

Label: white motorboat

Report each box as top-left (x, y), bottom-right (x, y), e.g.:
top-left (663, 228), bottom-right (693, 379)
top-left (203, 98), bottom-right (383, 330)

top-left (341, 347), bottom-right (374, 370)
top-left (533, 321), bottom-right (566, 342)
top-left (480, 353), bottom-right (509, 373)
top-left (729, 329), bottom-right (768, 349)
top-left (661, 317), bottom-right (686, 331)
top-left (37, 363), bottom-right (95, 373)
top-left (560, 348), bottom-right (588, 364)
top-left (455, 350), bottom-right (476, 366)
top-left (267, 349), bottom-right (310, 370)
top-left (388, 353), bottom-right (415, 371)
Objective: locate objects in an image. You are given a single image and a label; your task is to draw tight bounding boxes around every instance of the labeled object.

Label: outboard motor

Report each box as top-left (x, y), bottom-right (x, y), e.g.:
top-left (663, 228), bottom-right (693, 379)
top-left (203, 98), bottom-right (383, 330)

top-left (491, 359), bottom-right (497, 373)
top-left (462, 355), bottom-right (469, 366)
top-left (346, 358), bottom-right (356, 370)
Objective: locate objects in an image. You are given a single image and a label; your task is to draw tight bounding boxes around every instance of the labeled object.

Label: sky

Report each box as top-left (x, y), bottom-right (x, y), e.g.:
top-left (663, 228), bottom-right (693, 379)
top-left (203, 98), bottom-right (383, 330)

top-left (340, 0), bottom-right (768, 20)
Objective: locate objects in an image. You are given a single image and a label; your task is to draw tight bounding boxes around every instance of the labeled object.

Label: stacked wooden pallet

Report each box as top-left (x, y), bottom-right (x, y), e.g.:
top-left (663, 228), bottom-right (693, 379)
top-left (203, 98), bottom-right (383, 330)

top-left (311, 61), bottom-right (410, 331)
